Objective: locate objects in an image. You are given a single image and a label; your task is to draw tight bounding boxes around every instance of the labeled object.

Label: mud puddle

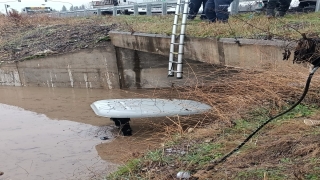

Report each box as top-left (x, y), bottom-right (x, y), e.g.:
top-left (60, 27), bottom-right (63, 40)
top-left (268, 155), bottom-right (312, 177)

top-left (0, 103), bottom-right (117, 180)
top-left (0, 86), bottom-right (164, 179)
top-left (0, 86), bottom-right (139, 126)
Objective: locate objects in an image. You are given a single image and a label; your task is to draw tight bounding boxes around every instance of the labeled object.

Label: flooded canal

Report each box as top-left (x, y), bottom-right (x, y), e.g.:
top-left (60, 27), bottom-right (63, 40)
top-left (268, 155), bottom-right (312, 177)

top-left (0, 86), bottom-right (162, 180)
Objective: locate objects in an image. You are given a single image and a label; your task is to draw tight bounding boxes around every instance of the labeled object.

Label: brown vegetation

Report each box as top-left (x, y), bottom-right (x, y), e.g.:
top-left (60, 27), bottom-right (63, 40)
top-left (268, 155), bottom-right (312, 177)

top-left (106, 64), bottom-right (320, 179)
top-left (0, 14), bottom-right (116, 62)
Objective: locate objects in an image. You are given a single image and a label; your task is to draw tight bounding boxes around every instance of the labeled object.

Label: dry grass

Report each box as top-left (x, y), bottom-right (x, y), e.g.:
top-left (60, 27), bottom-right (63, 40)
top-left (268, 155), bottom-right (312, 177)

top-left (107, 64), bottom-right (320, 179)
top-left (107, 12), bottom-right (320, 39)
top-left (1, 12), bottom-right (320, 44)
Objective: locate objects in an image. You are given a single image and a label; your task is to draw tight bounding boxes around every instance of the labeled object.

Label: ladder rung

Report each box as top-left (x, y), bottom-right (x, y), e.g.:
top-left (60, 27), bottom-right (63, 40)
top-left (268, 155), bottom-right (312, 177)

top-left (174, 13), bottom-right (189, 16)
top-left (169, 61), bottom-right (183, 64)
top-left (168, 70), bottom-right (184, 73)
top-left (170, 42), bottom-right (184, 45)
top-left (172, 33), bottom-right (185, 36)
top-left (170, 52), bottom-right (183, 55)
top-left (173, 23), bottom-right (187, 26)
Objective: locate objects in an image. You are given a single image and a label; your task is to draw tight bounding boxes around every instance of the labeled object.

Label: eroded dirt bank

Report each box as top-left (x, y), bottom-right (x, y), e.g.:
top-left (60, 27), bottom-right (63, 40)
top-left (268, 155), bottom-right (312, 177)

top-left (0, 15), bottom-right (116, 62)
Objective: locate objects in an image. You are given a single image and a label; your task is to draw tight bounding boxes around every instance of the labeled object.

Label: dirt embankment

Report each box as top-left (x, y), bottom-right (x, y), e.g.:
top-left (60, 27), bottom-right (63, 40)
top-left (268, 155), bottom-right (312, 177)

top-left (0, 15), bottom-right (117, 62)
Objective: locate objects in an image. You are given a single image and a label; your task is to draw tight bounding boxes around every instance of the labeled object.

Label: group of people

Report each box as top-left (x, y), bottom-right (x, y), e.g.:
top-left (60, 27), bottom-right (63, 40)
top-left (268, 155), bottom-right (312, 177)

top-left (187, 0), bottom-right (294, 22)
top-left (187, 0), bottom-right (232, 22)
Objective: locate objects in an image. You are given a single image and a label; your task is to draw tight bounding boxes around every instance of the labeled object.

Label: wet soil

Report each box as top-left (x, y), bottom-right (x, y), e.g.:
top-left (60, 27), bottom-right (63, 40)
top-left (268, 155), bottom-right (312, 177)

top-left (0, 17), bottom-right (116, 62)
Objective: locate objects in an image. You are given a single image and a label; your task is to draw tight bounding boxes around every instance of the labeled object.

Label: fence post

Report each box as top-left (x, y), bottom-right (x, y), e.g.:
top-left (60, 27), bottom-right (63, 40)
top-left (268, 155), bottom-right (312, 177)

top-left (134, 4), bottom-right (139, 15)
top-left (316, 0), bottom-right (320, 12)
top-left (230, 0), bottom-right (239, 15)
top-left (146, 3), bottom-right (152, 15)
top-left (97, 8), bottom-right (102, 15)
top-left (162, 2), bottom-right (167, 15)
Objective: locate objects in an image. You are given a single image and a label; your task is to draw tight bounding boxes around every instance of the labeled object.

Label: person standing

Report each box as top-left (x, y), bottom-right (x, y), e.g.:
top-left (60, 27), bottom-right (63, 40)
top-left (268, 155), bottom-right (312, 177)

top-left (187, 0), bottom-right (208, 20)
top-left (266, 0), bottom-right (292, 17)
top-left (204, 0), bottom-right (234, 23)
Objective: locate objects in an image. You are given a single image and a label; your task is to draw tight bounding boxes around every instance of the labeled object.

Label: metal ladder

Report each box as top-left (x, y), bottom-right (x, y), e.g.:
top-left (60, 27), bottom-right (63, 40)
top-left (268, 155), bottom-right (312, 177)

top-left (168, 0), bottom-right (190, 79)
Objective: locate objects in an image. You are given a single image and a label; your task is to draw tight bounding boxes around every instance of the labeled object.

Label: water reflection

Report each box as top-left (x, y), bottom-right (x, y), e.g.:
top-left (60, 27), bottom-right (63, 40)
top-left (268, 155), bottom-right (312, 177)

top-left (0, 86), bottom-right (168, 179)
top-left (0, 87), bottom-right (148, 180)
top-left (0, 103), bottom-right (118, 180)
top-left (0, 87), bottom-right (140, 126)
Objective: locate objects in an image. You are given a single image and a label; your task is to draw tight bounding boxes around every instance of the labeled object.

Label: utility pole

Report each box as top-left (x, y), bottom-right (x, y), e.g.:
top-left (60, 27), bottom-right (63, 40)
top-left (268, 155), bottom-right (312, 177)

top-left (4, 4), bottom-right (9, 15)
top-left (1, 0), bottom-right (21, 15)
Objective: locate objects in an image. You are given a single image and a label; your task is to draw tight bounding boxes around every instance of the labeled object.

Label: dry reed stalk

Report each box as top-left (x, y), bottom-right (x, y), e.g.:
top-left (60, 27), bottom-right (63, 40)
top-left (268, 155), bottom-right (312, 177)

top-left (304, 119), bottom-right (320, 126)
top-left (120, 66), bottom-right (320, 160)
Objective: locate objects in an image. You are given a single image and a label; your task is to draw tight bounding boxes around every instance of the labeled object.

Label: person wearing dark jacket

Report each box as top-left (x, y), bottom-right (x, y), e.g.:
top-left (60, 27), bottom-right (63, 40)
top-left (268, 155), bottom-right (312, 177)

top-left (204, 0), bottom-right (233, 22)
top-left (187, 0), bottom-right (208, 20)
top-left (266, 0), bottom-right (292, 17)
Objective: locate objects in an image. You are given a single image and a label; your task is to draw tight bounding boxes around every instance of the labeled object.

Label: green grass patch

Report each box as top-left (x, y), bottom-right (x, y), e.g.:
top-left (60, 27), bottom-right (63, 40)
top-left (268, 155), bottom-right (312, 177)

top-left (97, 35), bottom-right (111, 42)
top-left (305, 174), bottom-right (320, 180)
top-left (107, 159), bottom-right (141, 179)
top-left (23, 54), bottom-right (46, 60)
top-left (232, 104), bottom-right (316, 132)
top-left (279, 157), bottom-right (292, 164)
top-left (181, 143), bottom-right (223, 166)
top-left (275, 104), bottom-right (316, 121)
top-left (305, 159), bottom-right (320, 180)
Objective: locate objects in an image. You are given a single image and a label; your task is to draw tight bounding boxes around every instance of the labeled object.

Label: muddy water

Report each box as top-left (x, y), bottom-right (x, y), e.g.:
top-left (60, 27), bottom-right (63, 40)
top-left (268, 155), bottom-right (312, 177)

top-left (0, 87), bottom-right (164, 180)
top-left (0, 87), bottom-right (142, 126)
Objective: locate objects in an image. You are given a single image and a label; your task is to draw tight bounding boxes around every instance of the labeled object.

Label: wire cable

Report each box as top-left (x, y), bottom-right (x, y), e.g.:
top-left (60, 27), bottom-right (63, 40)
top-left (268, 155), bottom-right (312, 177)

top-left (206, 65), bottom-right (320, 170)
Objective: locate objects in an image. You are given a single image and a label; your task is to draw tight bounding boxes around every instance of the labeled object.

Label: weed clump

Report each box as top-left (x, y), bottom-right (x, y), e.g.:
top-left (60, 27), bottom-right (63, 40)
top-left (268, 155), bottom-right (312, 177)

top-left (7, 9), bottom-right (23, 24)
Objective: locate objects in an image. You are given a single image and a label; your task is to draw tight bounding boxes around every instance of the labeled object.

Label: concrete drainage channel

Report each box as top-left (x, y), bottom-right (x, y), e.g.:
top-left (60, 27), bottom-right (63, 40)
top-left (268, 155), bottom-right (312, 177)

top-left (0, 32), bottom-right (299, 90)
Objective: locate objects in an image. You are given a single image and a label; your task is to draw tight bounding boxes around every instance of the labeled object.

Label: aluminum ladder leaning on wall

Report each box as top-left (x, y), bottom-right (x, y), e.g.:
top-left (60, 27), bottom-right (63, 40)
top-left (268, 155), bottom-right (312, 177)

top-left (168, 0), bottom-right (189, 79)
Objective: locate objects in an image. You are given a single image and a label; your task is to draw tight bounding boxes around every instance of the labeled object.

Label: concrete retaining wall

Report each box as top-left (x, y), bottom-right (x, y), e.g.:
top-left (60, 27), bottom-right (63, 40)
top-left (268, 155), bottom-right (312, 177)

top-left (109, 31), bottom-right (295, 71)
top-left (115, 47), bottom-right (206, 89)
top-left (17, 45), bottom-right (120, 89)
top-left (0, 32), bottom-right (301, 89)
top-left (0, 63), bottom-right (21, 86)
top-left (109, 32), bottom-right (221, 65)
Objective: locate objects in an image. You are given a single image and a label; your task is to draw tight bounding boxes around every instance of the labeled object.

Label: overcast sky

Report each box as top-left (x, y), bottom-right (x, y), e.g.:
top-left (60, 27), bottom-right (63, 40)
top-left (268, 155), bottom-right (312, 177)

top-left (0, 0), bottom-right (92, 13)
